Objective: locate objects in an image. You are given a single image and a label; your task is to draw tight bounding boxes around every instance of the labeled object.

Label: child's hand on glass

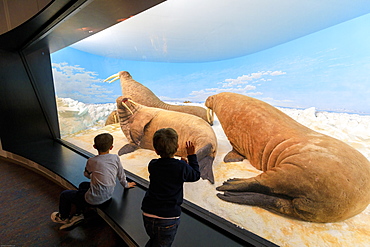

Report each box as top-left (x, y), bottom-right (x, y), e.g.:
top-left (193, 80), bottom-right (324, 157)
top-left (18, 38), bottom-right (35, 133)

top-left (185, 141), bottom-right (195, 156)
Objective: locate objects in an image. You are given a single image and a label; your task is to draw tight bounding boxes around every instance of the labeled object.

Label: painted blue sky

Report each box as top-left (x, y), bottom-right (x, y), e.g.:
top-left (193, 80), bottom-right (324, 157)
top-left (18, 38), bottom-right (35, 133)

top-left (51, 13), bottom-right (370, 114)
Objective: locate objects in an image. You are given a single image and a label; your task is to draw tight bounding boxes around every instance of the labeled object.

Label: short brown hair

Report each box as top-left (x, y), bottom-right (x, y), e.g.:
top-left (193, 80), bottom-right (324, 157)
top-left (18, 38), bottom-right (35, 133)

top-left (94, 133), bottom-right (113, 152)
top-left (153, 128), bottom-right (178, 158)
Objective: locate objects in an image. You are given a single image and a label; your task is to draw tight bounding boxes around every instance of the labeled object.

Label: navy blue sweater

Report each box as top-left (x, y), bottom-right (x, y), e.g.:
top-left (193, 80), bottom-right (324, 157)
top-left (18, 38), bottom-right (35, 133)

top-left (141, 154), bottom-right (200, 217)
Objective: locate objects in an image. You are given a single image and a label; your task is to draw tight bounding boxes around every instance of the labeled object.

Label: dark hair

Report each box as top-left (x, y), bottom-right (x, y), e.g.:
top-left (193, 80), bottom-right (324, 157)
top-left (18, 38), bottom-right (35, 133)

top-left (153, 128), bottom-right (178, 158)
top-left (94, 133), bottom-right (113, 152)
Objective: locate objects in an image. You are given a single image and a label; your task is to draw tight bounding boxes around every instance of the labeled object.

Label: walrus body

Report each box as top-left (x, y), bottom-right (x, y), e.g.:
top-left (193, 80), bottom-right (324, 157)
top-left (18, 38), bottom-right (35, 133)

top-left (105, 71), bottom-right (212, 125)
top-left (205, 92), bottom-right (370, 222)
top-left (116, 96), bottom-right (217, 183)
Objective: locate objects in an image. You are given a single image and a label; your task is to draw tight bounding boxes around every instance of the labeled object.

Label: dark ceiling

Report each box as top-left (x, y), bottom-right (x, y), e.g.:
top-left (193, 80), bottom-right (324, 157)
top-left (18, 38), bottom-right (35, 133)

top-left (0, 0), bottom-right (166, 52)
top-left (46, 0), bottom-right (166, 53)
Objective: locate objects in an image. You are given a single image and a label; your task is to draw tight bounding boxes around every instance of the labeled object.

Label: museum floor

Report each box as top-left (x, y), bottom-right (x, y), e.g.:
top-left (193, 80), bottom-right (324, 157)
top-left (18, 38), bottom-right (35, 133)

top-left (0, 157), bottom-right (127, 247)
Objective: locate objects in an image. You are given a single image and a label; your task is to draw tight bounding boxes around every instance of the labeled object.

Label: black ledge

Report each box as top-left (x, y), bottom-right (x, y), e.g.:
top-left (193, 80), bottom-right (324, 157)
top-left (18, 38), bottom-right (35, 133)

top-left (58, 139), bottom-right (278, 247)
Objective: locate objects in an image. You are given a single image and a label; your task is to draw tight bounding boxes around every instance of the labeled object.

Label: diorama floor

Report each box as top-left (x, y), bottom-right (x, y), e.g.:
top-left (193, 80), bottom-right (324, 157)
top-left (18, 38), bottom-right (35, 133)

top-left (0, 157), bottom-right (127, 247)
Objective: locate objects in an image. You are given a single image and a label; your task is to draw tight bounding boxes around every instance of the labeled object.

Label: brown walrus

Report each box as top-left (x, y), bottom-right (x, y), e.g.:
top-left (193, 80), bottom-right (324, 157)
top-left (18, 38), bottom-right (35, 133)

top-left (205, 92), bottom-right (370, 222)
top-left (105, 71), bottom-right (213, 125)
top-left (116, 96), bottom-right (217, 183)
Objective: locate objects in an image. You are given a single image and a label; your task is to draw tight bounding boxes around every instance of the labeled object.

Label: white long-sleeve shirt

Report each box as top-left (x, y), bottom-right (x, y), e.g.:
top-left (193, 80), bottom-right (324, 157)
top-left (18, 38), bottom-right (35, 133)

top-left (84, 153), bottom-right (129, 205)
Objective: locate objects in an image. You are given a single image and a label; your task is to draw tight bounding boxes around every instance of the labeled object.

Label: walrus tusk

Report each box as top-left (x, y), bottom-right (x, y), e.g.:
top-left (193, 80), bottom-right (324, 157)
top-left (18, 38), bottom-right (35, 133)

top-left (121, 101), bottom-right (134, 115)
top-left (207, 108), bottom-right (211, 124)
top-left (104, 73), bottom-right (119, 83)
top-left (207, 108), bottom-right (214, 125)
top-left (127, 99), bottom-right (137, 105)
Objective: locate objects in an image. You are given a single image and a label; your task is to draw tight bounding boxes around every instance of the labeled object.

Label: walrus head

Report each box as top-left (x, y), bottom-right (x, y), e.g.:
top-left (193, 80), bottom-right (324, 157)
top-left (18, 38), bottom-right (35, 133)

top-left (119, 71), bottom-right (132, 79)
top-left (116, 96), bottom-right (141, 123)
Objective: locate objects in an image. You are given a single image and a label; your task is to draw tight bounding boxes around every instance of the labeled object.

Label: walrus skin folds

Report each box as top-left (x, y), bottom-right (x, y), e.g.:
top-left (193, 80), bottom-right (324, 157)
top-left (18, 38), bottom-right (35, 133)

top-left (205, 92), bottom-right (370, 223)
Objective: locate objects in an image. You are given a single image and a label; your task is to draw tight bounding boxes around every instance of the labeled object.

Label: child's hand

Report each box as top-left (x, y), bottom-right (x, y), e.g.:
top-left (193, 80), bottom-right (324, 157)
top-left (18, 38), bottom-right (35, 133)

top-left (185, 141), bottom-right (195, 156)
top-left (127, 182), bottom-right (136, 188)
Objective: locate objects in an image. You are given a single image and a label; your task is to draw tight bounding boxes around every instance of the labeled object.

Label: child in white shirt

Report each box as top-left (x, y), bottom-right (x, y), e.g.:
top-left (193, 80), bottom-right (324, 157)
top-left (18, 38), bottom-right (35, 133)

top-left (51, 133), bottom-right (135, 230)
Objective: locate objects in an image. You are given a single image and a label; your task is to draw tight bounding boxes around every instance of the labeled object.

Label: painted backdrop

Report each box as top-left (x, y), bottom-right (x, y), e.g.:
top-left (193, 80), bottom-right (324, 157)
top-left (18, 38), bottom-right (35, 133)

top-left (52, 13), bottom-right (370, 116)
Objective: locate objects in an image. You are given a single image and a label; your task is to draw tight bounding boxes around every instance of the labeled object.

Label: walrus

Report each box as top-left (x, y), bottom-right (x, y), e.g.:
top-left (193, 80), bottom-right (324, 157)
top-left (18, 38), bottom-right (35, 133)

top-left (116, 96), bottom-right (217, 183)
top-left (205, 92), bottom-right (370, 222)
top-left (105, 71), bottom-right (213, 125)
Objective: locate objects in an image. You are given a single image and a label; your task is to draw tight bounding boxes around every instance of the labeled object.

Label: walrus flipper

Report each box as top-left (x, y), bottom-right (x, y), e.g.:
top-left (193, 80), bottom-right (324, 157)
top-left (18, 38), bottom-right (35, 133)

top-left (216, 178), bottom-right (272, 194)
top-left (198, 156), bottom-right (215, 184)
top-left (118, 143), bottom-right (139, 156)
top-left (223, 148), bottom-right (245, 163)
top-left (216, 178), bottom-right (311, 221)
top-left (196, 143), bottom-right (215, 184)
top-left (217, 192), bottom-right (299, 219)
top-left (129, 111), bottom-right (155, 144)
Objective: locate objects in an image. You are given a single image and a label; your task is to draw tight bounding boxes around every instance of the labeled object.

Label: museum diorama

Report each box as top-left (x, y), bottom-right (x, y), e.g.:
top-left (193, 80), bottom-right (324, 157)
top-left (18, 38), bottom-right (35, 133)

top-left (1, 0), bottom-right (370, 246)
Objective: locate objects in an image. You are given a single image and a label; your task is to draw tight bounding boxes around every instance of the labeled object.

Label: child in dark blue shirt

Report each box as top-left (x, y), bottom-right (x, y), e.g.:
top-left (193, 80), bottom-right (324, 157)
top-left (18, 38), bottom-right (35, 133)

top-left (141, 128), bottom-right (200, 247)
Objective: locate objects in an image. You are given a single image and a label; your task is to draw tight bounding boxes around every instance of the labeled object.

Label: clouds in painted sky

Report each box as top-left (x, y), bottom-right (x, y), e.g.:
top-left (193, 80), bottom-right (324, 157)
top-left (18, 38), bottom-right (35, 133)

top-left (52, 62), bottom-right (117, 103)
top-left (222, 71), bottom-right (286, 87)
top-left (188, 70), bottom-right (286, 101)
top-left (50, 12), bottom-right (370, 114)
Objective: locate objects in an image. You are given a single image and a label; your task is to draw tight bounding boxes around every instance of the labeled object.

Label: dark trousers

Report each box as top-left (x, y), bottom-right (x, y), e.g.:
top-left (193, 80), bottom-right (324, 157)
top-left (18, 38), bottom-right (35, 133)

top-left (143, 215), bottom-right (180, 247)
top-left (59, 182), bottom-right (90, 219)
top-left (59, 182), bottom-right (112, 219)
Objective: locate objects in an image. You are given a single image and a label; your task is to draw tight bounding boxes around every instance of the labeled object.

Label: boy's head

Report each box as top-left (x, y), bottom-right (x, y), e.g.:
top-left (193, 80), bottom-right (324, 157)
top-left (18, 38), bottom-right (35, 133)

top-left (94, 133), bottom-right (113, 153)
top-left (153, 128), bottom-right (178, 158)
